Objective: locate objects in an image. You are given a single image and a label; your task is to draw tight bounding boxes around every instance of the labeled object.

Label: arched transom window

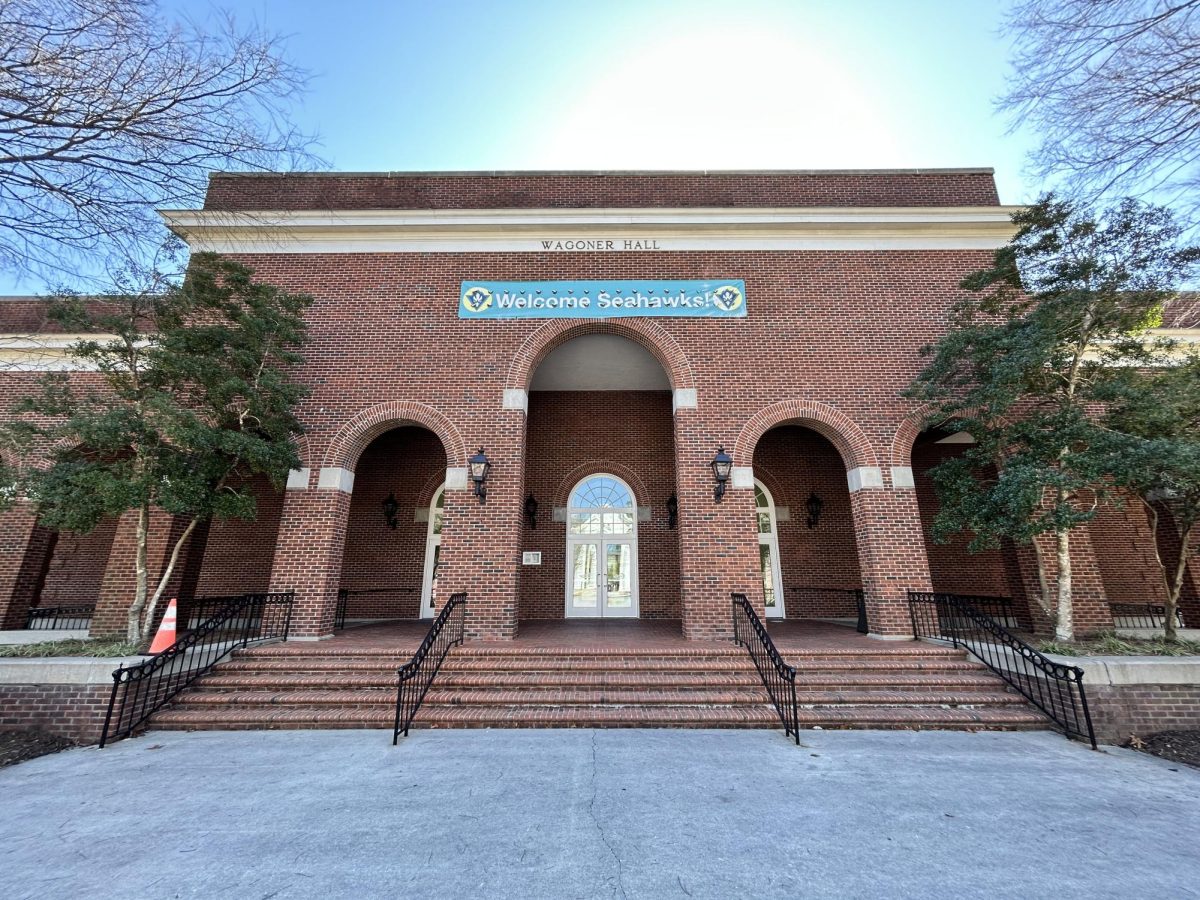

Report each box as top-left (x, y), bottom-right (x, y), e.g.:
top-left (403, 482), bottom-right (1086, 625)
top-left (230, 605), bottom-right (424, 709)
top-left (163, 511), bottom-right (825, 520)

top-left (568, 475), bottom-right (635, 535)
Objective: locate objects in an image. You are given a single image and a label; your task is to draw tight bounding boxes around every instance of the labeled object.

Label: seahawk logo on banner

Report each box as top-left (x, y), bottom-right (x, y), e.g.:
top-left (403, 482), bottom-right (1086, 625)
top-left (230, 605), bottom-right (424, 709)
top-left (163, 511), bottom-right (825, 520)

top-left (458, 280), bottom-right (747, 319)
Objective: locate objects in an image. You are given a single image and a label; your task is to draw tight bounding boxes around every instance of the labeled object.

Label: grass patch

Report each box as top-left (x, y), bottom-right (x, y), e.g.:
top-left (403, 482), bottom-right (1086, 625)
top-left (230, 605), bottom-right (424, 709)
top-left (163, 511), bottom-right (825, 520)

top-left (0, 638), bottom-right (145, 658)
top-left (1039, 632), bottom-right (1200, 657)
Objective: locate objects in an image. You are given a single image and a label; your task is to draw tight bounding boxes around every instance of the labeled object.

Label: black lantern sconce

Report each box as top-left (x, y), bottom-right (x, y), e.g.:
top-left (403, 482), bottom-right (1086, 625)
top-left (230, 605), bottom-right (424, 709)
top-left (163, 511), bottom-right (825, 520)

top-left (666, 493), bottom-right (678, 529)
top-left (711, 447), bottom-right (733, 502)
top-left (381, 492), bottom-right (399, 530)
top-left (524, 493), bottom-right (539, 530)
top-left (806, 491), bottom-right (824, 529)
top-left (468, 447), bottom-right (491, 504)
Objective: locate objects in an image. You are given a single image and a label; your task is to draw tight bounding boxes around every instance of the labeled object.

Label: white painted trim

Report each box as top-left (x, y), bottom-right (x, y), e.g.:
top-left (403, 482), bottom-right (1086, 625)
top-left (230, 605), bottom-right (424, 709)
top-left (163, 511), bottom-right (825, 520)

top-left (890, 466), bottom-right (915, 489)
top-left (755, 479), bottom-right (786, 619)
top-left (161, 205), bottom-right (1020, 254)
top-left (672, 388), bottom-right (697, 412)
top-left (564, 473), bottom-right (640, 619)
top-left (731, 466), bottom-right (755, 489)
top-left (317, 466), bottom-right (354, 493)
top-left (420, 485), bottom-right (445, 619)
top-left (847, 466), bottom-right (884, 492)
top-left (502, 388), bottom-right (529, 413)
top-left (445, 467), bottom-right (468, 490)
top-left (285, 468), bottom-right (311, 490)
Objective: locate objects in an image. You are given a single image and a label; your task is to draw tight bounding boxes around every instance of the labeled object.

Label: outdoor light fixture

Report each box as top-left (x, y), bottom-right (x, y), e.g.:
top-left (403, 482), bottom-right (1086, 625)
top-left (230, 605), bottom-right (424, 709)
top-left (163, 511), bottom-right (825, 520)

top-left (524, 493), bottom-right (539, 529)
top-left (667, 493), bottom-right (678, 529)
top-left (468, 448), bottom-right (491, 503)
top-left (381, 492), bottom-right (399, 530)
top-left (711, 447), bottom-right (733, 502)
top-left (806, 491), bottom-right (824, 529)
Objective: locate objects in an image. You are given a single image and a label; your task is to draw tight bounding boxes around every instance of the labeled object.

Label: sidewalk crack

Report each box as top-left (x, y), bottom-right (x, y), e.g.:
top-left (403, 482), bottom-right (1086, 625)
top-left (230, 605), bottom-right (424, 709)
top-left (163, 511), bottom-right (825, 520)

top-left (589, 730), bottom-right (627, 900)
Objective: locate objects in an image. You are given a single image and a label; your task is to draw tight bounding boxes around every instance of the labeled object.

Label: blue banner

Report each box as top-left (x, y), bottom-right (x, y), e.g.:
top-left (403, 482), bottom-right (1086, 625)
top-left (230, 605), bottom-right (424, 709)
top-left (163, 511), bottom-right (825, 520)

top-left (458, 279), bottom-right (746, 318)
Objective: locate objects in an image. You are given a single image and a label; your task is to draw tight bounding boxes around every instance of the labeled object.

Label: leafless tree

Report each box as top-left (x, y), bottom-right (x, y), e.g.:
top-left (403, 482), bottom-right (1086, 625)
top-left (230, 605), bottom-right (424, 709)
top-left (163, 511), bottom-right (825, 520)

top-left (0, 0), bottom-right (318, 284)
top-left (1001, 1), bottom-right (1200, 213)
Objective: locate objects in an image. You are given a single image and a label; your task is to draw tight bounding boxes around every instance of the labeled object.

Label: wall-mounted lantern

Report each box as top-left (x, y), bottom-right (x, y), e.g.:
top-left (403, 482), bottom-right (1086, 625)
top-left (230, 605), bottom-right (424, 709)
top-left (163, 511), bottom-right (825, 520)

top-left (524, 493), bottom-right (539, 529)
top-left (806, 491), bottom-right (824, 529)
top-left (468, 448), bottom-right (491, 503)
top-left (667, 493), bottom-right (678, 529)
top-left (381, 492), bottom-right (399, 530)
top-left (711, 447), bottom-right (733, 502)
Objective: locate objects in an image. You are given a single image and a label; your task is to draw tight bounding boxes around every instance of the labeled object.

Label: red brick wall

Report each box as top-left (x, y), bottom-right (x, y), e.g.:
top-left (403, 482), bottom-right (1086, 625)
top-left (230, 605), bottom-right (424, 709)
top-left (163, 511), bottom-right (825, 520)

top-left (519, 390), bottom-right (679, 620)
top-left (204, 170), bottom-right (1001, 211)
top-left (1088, 495), bottom-right (1169, 605)
top-left (338, 426), bottom-right (446, 619)
top-left (194, 476), bottom-right (285, 597)
top-left (752, 426), bottom-right (862, 617)
top-left (0, 683), bottom-right (115, 743)
top-left (39, 520), bottom-right (118, 605)
top-left (911, 439), bottom-right (1014, 598)
top-left (1088, 684), bottom-right (1200, 744)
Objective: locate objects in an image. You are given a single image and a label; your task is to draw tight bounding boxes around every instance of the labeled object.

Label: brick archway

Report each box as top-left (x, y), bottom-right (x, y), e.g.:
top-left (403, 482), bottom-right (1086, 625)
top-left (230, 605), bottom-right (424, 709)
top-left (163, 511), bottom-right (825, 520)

top-left (505, 319), bottom-right (695, 393)
top-left (322, 400), bottom-right (467, 471)
top-left (733, 399), bottom-right (878, 470)
top-left (889, 404), bottom-right (936, 467)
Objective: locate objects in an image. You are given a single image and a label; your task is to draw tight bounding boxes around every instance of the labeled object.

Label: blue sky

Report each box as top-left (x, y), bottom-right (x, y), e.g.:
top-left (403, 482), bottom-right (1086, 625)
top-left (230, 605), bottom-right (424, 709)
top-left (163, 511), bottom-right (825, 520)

top-left (7, 0), bottom-right (1041, 293)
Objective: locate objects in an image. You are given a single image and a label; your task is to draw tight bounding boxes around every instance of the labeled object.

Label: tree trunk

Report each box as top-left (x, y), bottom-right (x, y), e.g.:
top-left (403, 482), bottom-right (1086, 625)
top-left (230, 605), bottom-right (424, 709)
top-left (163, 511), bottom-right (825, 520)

top-left (1030, 538), bottom-right (1054, 618)
top-left (125, 503), bottom-right (151, 644)
top-left (1164, 520), bottom-right (1194, 644)
top-left (140, 515), bottom-right (201, 643)
top-left (1055, 528), bottom-right (1075, 642)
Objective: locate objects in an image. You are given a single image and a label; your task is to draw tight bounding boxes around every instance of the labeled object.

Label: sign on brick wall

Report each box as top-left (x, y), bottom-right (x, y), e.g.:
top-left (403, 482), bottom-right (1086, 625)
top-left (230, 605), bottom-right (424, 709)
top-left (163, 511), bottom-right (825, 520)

top-left (458, 280), bottom-right (747, 319)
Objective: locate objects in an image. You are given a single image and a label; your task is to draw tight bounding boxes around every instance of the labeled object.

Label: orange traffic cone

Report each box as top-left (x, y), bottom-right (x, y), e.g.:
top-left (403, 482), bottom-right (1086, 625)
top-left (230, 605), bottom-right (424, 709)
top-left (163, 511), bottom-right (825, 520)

top-left (147, 599), bottom-right (178, 654)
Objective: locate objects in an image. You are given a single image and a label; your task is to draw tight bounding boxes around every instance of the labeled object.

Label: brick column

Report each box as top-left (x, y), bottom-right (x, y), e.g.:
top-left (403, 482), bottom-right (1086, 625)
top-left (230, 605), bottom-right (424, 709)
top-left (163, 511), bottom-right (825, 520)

top-left (267, 468), bottom-right (352, 640)
top-left (438, 414), bottom-right (525, 641)
top-left (0, 504), bottom-right (54, 629)
top-left (676, 416), bottom-right (761, 642)
top-left (90, 509), bottom-right (201, 637)
top-left (849, 465), bottom-right (933, 638)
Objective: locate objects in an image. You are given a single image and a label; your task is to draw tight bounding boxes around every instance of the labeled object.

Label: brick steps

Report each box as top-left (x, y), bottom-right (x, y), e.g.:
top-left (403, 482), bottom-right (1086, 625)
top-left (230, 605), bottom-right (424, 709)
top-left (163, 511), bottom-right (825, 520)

top-left (149, 637), bottom-right (1052, 736)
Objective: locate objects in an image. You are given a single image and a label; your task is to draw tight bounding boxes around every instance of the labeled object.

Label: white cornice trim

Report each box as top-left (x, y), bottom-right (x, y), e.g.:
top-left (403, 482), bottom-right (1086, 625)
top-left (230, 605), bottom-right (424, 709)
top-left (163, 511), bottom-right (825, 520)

top-left (160, 206), bottom-right (1020, 254)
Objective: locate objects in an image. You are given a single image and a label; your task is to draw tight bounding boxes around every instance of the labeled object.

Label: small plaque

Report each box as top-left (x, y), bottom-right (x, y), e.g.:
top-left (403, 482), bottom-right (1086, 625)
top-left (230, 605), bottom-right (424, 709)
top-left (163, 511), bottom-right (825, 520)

top-left (522, 551), bottom-right (542, 566)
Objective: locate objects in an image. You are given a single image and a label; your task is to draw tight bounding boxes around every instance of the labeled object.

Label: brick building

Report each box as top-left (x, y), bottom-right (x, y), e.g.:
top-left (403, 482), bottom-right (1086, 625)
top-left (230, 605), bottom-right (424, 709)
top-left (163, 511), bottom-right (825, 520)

top-left (2, 168), bottom-right (1197, 647)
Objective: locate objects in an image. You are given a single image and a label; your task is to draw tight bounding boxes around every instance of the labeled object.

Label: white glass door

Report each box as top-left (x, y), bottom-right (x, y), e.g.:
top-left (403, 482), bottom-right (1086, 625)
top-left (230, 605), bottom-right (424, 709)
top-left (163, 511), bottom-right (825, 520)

top-left (756, 481), bottom-right (786, 618)
top-left (565, 475), bottom-right (639, 618)
top-left (420, 486), bottom-right (444, 618)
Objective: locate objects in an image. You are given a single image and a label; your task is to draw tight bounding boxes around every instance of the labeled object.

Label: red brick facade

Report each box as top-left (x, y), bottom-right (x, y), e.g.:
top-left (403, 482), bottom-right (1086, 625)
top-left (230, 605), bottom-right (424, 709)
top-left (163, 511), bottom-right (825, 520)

top-left (0, 169), bottom-right (1193, 643)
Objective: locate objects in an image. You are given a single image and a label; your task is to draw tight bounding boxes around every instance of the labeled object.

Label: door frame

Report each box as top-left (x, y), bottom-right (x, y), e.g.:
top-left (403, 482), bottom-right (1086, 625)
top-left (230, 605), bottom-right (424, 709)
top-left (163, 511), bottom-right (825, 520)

top-left (756, 479), bottom-right (786, 619)
top-left (564, 474), bottom-right (640, 618)
top-left (419, 484), bottom-right (444, 619)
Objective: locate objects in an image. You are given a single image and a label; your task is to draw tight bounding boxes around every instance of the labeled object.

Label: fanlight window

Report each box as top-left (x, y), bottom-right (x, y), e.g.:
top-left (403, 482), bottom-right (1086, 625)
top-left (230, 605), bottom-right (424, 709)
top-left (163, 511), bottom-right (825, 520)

top-left (569, 475), bottom-right (635, 535)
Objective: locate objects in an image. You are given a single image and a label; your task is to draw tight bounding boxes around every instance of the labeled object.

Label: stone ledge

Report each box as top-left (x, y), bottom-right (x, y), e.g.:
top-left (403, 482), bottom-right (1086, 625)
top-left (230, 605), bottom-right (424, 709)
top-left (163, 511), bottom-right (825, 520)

top-left (1041, 654), bottom-right (1200, 687)
top-left (0, 629), bottom-right (89, 645)
top-left (0, 656), bottom-right (148, 685)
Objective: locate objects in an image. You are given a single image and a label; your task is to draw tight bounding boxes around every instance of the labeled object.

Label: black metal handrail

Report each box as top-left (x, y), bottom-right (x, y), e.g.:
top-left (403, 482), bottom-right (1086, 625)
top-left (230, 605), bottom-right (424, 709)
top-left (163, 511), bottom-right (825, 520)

top-left (731, 592), bottom-right (799, 744)
top-left (335, 588), bottom-right (348, 630)
top-left (25, 604), bottom-right (95, 630)
top-left (1109, 602), bottom-right (1186, 629)
top-left (908, 591), bottom-right (1096, 748)
top-left (99, 592), bottom-right (295, 747)
top-left (392, 593), bottom-right (467, 744)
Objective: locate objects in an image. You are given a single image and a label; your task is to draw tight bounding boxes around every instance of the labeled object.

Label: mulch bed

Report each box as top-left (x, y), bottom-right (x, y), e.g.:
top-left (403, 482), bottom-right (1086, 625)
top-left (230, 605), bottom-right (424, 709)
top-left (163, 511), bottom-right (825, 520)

top-left (1128, 730), bottom-right (1200, 769)
top-left (0, 730), bottom-right (76, 769)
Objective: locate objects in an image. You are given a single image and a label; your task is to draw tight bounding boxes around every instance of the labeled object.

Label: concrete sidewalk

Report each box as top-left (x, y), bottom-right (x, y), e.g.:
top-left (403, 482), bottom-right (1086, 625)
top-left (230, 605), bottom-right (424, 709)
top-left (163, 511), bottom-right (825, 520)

top-left (0, 729), bottom-right (1197, 899)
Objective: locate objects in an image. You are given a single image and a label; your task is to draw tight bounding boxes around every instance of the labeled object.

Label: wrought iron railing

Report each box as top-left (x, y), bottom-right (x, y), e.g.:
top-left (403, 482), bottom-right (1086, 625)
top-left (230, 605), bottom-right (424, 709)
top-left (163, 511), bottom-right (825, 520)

top-left (180, 595), bottom-right (248, 630)
top-left (732, 592), bottom-right (799, 744)
top-left (908, 591), bottom-right (1096, 748)
top-left (392, 593), bottom-right (467, 744)
top-left (336, 587), bottom-right (421, 628)
top-left (1110, 602), bottom-right (1186, 629)
top-left (99, 592), bottom-right (295, 747)
top-left (25, 604), bottom-right (95, 630)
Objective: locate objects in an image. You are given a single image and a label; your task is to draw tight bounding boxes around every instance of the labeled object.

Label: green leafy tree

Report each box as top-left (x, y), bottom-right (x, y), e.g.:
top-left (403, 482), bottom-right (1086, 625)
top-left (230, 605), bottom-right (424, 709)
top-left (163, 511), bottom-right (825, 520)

top-left (1098, 352), bottom-right (1200, 641)
top-left (3, 252), bottom-right (311, 642)
top-left (908, 195), bottom-right (1200, 641)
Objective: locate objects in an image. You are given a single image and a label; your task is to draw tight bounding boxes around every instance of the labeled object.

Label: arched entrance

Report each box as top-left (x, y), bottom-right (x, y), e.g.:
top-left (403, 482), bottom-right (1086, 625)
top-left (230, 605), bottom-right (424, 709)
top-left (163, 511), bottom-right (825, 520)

top-left (755, 480), bottom-right (786, 619)
top-left (565, 474), bottom-right (639, 618)
top-left (420, 485), bottom-right (444, 618)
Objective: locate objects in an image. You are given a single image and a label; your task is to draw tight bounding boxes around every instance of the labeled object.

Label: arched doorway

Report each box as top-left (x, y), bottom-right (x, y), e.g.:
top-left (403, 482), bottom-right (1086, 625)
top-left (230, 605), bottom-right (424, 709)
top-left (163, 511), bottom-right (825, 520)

top-left (755, 480), bottom-right (786, 619)
top-left (420, 485), bottom-right (444, 618)
top-left (565, 474), bottom-right (639, 618)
